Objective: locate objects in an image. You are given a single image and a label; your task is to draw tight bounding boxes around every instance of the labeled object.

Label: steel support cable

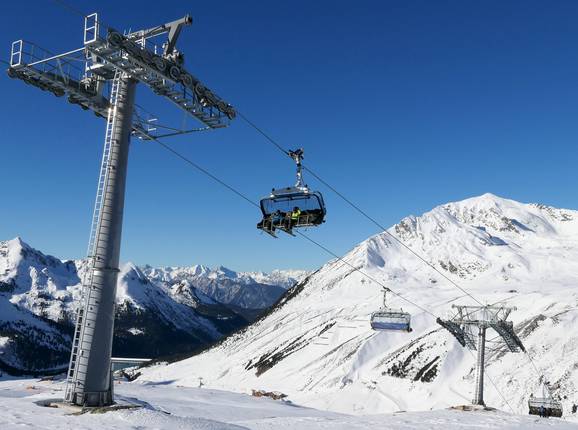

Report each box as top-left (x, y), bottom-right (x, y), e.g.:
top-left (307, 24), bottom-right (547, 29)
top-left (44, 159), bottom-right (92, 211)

top-left (237, 112), bottom-right (484, 307)
top-left (483, 295), bottom-right (544, 383)
top-left (152, 139), bottom-right (258, 209)
top-left (525, 352), bottom-right (541, 376)
top-left (39, 0), bottom-right (494, 309)
top-left (161, 117), bottom-right (533, 413)
top-left (235, 115), bottom-right (546, 384)
top-left (11, 0), bottom-right (491, 312)
top-left (51, 0), bottom-right (89, 19)
top-left (236, 111), bottom-right (545, 401)
top-left (149, 135), bottom-right (519, 412)
top-left (294, 231), bottom-right (435, 318)
top-left (236, 112), bottom-right (292, 156)
top-left (49, 0), bottom-right (117, 34)
top-left (31, 3), bottom-right (557, 356)
top-left (42, 0), bottom-right (519, 409)
top-left (149, 137), bottom-right (435, 318)
top-left (465, 348), bottom-right (516, 414)
top-left (39, 0), bottom-right (447, 319)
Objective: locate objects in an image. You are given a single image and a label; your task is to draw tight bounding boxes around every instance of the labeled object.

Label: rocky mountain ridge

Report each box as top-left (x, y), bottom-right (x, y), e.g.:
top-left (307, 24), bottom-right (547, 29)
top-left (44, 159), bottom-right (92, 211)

top-left (137, 194), bottom-right (578, 417)
top-left (0, 238), bottom-right (304, 373)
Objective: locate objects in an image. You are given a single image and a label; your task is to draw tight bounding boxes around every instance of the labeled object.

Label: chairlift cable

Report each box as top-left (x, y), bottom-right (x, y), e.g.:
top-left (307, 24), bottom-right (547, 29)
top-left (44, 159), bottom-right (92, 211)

top-left (295, 231), bottom-right (435, 318)
top-left (41, 0), bottom-right (529, 409)
top-left (240, 113), bottom-right (565, 388)
top-left (235, 112), bottom-right (548, 388)
top-left (465, 348), bottom-right (516, 414)
top-left (40, 0), bottom-right (444, 324)
top-left (149, 136), bottom-right (434, 317)
top-left (237, 111), bottom-right (292, 157)
top-left (237, 111), bottom-right (484, 307)
top-left (236, 117), bottom-right (548, 382)
top-left (151, 138), bottom-right (260, 209)
top-left (149, 135), bottom-right (529, 410)
top-left (239, 113), bottom-right (543, 374)
top-left (42, 0), bottom-right (483, 311)
top-left (49, 0), bottom-right (118, 35)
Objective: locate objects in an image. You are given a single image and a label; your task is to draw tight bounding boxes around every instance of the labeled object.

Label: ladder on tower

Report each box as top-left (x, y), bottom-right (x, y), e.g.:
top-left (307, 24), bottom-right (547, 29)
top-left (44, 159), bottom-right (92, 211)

top-left (65, 71), bottom-right (123, 402)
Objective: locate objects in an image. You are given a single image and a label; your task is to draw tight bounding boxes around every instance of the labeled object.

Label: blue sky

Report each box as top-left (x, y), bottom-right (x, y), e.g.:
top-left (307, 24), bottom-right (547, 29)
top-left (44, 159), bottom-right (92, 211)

top-left (1, 1), bottom-right (577, 272)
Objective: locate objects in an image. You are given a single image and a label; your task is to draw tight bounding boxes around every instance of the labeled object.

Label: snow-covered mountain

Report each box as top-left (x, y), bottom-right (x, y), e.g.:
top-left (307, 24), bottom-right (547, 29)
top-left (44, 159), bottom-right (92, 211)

top-left (142, 265), bottom-right (306, 313)
top-left (138, 193), bottom-right (578, 417)
top-left (0, 238), bottom-right (304, 374)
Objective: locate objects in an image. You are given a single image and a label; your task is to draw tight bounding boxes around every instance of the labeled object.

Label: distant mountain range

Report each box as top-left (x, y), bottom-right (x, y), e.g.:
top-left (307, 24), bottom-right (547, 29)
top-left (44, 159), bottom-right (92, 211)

top-left (0, 237), bottom-right (306, 374)
top-left (138, 194), bottom-right (578, 416)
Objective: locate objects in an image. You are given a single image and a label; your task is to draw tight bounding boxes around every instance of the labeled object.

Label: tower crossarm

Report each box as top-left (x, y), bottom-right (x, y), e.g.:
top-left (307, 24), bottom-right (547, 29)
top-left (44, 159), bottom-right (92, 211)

top-left (436, 317), bottom-right (477, 350)
top-left (6, 40), bottom-right (181, 141)
top-left (82, 13), bottom-right (236, 129)
top-left (490, 320), bottom-right (526, 353)
top-left (440, 303), bottom-right (524, 354)
top-left (451, 304), bottom-right (517, 326)
top-left (8, 40), bottom-right (108, 113)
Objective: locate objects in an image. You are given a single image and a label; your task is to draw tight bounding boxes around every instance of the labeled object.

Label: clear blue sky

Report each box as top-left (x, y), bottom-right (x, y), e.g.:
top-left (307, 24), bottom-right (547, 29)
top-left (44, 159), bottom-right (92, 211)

top-left (1, 1), bottom-right (577, 272)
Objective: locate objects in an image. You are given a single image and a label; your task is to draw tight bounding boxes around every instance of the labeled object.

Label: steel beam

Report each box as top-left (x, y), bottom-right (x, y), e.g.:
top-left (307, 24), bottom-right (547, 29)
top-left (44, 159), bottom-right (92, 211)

top-left (473, 325), bottom-right (486, 406)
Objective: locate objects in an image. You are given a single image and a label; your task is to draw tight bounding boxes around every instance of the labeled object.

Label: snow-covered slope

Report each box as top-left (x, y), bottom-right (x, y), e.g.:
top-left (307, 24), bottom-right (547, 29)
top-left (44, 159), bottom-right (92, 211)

top-left (138, 193), bottom-right (578, 418)
top-left (1, 376), bottom-right (577, 429)
top-left (0, 239), bottom-right (303, 373)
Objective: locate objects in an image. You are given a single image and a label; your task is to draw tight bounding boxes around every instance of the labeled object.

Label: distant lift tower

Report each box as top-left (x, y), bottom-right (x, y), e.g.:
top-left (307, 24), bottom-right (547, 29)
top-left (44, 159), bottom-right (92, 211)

top-left (437, 305), bottom-right (525, 406)
top-left (7, 13), bottom-right (235, 406)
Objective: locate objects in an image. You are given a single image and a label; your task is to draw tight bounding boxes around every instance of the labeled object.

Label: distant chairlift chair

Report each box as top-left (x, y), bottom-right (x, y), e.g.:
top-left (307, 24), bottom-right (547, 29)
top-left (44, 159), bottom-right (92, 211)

top-left (528, 382), bottom-right (563, 418)
top-left (370, 287), bottom-right (412, 332)
top-left (257, 149), bottom-right (326, 237)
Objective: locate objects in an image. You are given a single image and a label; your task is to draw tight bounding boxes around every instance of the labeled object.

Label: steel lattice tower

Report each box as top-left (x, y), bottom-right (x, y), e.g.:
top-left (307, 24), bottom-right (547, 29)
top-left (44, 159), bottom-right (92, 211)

top-left (437, 304), bottom-right (525, 406)
top-left (7, 12), bottom-right (235, 406)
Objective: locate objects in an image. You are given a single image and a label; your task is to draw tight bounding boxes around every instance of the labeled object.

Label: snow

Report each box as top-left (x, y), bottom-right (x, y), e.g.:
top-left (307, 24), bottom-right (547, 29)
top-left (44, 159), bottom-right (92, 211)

top-left (250, 269), bottom-right (309, 289)
top-left (0, 237), bottom-right (304, 322)
top-left (0, 239), bottom-right (306, 372)
top-left (136, 194), bottom-right (578, 417)
top-left (2, 193), bottom-right (577, 426)
top-left (0, 377), bottom-right (576, 430)
top-left (0, 336), bottom-right (11, 348)
top-left (141, 264), bottom-right (306, 292)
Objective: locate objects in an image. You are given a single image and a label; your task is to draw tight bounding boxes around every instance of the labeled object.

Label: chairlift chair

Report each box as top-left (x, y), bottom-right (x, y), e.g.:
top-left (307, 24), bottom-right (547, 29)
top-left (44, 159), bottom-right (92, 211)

top-left (370, 288), bottom-right (412, 332)
top-left (257, 149), bottom-right (326, 237)
top-left (528, 382), bottom-right (563, 418)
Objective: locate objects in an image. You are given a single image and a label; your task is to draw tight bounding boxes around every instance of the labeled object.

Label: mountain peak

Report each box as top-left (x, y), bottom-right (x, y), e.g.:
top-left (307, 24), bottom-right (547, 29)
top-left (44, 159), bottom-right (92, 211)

top-left (216, 266), bottom-right (238, 278)
top-left (443, 193), bottom-right (518, 210)
top-left (5, 236), bottom-right (30, 252)
top-left (1, 237), bottom-right (33, 274)
top-left (137, 195), bottom-right (578, 416)
top-left (189, 264), bottom-right (211, 276)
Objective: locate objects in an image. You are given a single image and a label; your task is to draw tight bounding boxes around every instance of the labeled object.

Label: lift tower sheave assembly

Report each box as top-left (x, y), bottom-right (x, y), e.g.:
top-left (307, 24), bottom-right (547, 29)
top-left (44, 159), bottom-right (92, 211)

top-left (7, 13), bottom-right (235, 406)
top-left (437, 305), bottom-right (525, 406)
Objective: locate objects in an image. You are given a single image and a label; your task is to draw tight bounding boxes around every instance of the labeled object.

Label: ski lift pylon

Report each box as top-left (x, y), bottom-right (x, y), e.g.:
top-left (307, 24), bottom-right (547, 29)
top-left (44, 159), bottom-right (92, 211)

top-left (257, 148), bottom-right (326, 237)
top-left (370, 287), bottom-right (412, 332)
